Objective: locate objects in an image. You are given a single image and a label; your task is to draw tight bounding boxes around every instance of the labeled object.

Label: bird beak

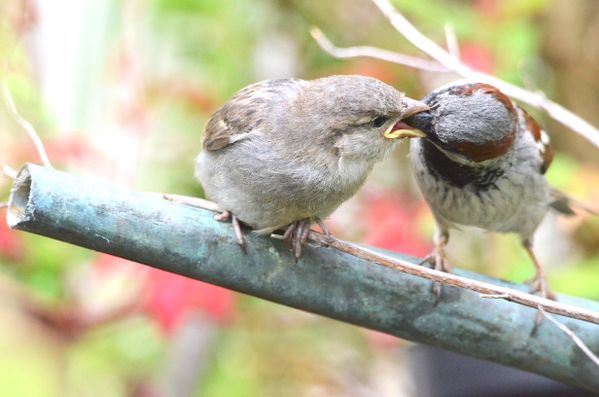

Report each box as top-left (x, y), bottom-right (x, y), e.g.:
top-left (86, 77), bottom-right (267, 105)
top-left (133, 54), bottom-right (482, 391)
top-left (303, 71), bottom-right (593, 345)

top-left (383, 98), bottom-right (429, 140)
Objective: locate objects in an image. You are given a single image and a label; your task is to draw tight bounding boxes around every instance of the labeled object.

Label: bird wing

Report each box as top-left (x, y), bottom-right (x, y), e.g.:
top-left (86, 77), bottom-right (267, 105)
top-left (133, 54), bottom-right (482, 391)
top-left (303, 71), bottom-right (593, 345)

top-left (518, 108), bottom-right (553, 174)
top-left (202, 79), bottom-right (303, 151)
top-left (515, 108), bottom-right (597, 217)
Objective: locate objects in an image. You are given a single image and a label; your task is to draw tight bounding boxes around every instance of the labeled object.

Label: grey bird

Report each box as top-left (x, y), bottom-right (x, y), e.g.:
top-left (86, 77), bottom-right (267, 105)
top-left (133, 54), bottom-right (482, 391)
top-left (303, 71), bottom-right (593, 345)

top-left (404, 80), bottom-right (595, 299)
top-left (196, 75), bottom-right (428, 257)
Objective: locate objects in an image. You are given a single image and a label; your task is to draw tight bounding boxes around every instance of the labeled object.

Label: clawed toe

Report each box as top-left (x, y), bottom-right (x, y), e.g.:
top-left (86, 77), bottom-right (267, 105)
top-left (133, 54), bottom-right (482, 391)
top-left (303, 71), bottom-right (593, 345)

top-left (283, 219), bottom-right (312, 259)
top-left (419, 253), bottom-right (452, 273)
top-left (419, 245), bottom-right (452, 302)
top-left (314, 217), bottom-right (332, 238)
top-left (231, 214), bottom-right (246, 252)
top-left (526, 275), bottom-right (556, 301)
top-left (214, 210), bottom-right (231, 222)
top-left (213, 210), bottom-right (246, 252)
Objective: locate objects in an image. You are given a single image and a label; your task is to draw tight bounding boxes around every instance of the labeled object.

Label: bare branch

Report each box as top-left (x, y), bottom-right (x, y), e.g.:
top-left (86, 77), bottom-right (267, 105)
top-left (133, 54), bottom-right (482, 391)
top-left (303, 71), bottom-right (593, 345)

top-left (160, 193), bottom-right (223, 212)
top-left (1, 165), bottom-right (17, 207)
top-left (479, 293), bottom-right (510, 299)
top-left (444, 23), bottom-right (460, 60)
top-left (307, 232), bottom-right (599, 325)
top-left (310, 28), bottom-right (449, 73)
top-left (370, 0), bottom-right (599, 148)
top-left (3, 165), bottom-right (18, 179)
top-left (2, 79), bottom-right (53, 168)
top-left (538, 306), bottom-right (599, 367)
top-left (311, 0), bottom-right (599, 149)
top-left (171, 194), bottom-right (599, 326)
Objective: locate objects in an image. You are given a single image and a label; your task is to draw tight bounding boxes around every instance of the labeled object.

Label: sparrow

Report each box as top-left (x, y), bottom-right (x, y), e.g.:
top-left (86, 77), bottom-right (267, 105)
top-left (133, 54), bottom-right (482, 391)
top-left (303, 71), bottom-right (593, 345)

top-left (403, 81), bottom-right (590, 300)
top-left (195, 75), bottom-right (429, 258)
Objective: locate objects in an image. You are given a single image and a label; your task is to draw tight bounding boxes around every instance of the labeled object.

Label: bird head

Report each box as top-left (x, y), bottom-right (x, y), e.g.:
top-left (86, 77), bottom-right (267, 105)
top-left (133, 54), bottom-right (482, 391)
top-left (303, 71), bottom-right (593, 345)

top-left (296, 75), bottom-right (428, 162)
top-left (402, 81), bottom-right (519, 163)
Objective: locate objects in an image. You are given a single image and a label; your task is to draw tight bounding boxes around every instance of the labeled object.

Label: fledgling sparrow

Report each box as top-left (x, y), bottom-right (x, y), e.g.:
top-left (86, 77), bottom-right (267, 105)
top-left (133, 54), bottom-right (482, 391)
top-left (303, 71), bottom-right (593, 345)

top-left (404, 81), bottom-right (592, 300)
top-left (196, 75), bottom-right (428, 257)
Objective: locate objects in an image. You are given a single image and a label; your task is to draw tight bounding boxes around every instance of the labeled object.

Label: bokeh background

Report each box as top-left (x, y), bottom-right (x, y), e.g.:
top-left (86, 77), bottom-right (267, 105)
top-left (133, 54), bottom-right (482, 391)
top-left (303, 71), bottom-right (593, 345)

top-left (1, 0), bottom-right (598, 396)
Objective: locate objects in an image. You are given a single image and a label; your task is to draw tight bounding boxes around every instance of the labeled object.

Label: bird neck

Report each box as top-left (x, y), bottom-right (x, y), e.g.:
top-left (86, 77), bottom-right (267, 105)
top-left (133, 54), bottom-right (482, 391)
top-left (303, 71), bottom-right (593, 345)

top-left (420, 140), bottom-right (504, 190)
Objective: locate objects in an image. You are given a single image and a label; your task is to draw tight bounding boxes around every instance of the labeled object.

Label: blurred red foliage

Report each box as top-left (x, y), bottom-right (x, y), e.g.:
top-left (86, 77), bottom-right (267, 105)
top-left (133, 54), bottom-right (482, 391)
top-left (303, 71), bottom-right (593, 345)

top-left (460, 42), bottom-right (495, 73)
top-left (474, 0), bottom-right (500, 17)
top-left (145, 268), bottom-right (236, 333)
top-left (92, 254), bottom-right (236, 334)
top-left (362, 193), bottom-right (431, 258)
top-left (0, 209), bottom-right (23, 261)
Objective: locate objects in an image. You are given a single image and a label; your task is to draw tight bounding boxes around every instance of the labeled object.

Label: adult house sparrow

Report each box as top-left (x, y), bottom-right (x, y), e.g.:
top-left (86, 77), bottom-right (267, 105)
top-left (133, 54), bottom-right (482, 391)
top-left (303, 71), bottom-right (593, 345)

top-left (404, 81), bottom-right (589, 300)
top-left (196, 75), bottom-right (428, 258)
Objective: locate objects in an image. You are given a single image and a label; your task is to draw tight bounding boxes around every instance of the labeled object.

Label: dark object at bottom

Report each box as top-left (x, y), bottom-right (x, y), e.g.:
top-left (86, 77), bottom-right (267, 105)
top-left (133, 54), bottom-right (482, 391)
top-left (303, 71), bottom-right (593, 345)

top-left (411, 346), bottom-right (597, 397)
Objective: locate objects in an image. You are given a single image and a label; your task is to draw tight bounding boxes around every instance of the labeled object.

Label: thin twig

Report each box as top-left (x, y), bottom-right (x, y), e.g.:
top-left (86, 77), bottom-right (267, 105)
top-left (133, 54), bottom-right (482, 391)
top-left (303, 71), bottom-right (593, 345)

top-left (537, 306), bottom-right (599, 367)
top-left (1, 165), bottom-right (17, 208)
top-left (163, 194), bottom-right (599, 326)
top-left (3, 165), bottom-right (17, 179)
top-left (480, 293), bottom-right (510, 299)
top-left (310, 28), bottom-right (449, 73)
top-left (160, 193), bottom-right (223, 212)
top-left (444, 23), bottom-right (460, 60)
top-left (370, 0), bottom-right (599, 148)
top-left (2, 77), bottom-right (53, 168)
top-left (307, 233), bottom-right (599, 325)
top-left (311, 0), bottom-right (599, 149)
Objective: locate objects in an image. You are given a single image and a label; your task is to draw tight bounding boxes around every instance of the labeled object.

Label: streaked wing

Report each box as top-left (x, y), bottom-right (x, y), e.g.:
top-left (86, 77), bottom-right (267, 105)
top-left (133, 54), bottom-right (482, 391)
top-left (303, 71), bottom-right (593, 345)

top-left (518, 107), bottom-right (553, 174)
top-left (203, 78), bottom-right (303, 151)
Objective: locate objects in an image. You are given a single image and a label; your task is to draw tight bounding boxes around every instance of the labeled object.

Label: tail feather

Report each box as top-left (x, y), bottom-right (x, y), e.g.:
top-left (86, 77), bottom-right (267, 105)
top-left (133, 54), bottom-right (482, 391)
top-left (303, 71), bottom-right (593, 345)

top-left (550, 188), bottom-right (598, 217)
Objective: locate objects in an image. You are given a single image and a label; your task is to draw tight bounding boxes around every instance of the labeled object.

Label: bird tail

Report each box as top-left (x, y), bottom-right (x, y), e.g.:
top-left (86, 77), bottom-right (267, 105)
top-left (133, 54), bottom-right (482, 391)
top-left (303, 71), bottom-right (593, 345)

top-left (550, 188), bottom-right (597, 217)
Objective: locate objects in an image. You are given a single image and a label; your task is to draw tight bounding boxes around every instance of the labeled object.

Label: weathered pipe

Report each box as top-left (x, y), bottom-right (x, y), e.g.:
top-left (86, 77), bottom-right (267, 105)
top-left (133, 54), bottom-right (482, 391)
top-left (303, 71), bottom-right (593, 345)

top-left (6, 164), bottom-right (599, 391)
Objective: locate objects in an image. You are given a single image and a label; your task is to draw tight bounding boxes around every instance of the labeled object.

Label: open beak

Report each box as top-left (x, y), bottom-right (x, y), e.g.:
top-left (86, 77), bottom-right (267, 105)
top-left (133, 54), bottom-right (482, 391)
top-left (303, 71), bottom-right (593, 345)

top-left (383, 97), bottom-right (429, 140)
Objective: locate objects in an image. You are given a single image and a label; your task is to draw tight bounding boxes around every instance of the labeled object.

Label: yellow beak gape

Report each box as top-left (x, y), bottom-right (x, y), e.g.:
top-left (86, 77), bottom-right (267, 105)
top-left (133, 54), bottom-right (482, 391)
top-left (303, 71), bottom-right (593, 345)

top-left (383, 128), bottom-right (426, 139)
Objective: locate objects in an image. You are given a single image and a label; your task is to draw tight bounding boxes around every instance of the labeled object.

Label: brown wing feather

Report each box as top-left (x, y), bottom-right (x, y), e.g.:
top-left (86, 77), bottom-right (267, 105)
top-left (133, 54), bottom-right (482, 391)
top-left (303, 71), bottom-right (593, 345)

top-left (202, 79), bottom-right (303, 151)
top-left (202, 110), bottom-right (248, 151)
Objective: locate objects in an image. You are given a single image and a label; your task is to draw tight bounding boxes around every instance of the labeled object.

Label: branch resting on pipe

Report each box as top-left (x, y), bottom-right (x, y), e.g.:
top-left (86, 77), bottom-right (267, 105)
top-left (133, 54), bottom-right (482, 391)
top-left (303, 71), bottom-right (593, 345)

top-left (6, 164), bottom-right (599, 391)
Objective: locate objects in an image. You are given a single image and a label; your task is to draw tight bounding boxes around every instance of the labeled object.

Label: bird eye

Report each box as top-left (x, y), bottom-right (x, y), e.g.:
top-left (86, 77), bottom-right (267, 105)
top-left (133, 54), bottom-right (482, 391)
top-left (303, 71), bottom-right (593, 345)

top-left (371, 116), bottom-right (388, 128)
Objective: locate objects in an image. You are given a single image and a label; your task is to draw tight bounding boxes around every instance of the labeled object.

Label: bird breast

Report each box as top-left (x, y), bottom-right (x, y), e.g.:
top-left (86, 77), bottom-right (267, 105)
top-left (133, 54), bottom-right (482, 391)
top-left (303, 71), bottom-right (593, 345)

top-left (410, 138), bottom-right (551, 238)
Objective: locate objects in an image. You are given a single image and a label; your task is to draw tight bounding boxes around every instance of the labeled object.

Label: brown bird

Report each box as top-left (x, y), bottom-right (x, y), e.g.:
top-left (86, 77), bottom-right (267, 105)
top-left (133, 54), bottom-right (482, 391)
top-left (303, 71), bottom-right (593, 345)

top-left (404, 80), bottom-right (595, 299)
top-left (195, 75), bottom-right (428, 258)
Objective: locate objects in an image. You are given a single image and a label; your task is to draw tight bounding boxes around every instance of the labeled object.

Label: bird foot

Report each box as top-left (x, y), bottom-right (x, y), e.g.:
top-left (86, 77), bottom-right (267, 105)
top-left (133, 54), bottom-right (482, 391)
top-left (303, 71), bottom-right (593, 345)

top-left (528, 274), bottom-right (556, 328)
top-left (526, 274), bottom-right (556, 301)
top-left (283, 219), bottom-right (312, 259)
top-left (419, 246), bottom-right (452, 301)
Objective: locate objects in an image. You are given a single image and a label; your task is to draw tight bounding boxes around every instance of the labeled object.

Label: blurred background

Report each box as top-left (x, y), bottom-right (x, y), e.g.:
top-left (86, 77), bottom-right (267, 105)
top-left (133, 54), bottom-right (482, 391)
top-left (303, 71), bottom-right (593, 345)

top-left (0, 0), bottom-right (598, 396)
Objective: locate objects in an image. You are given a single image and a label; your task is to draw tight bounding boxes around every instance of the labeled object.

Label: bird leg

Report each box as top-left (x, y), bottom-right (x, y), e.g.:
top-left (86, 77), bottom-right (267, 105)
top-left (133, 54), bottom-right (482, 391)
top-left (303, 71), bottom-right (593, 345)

top-left (420, 228), bottom-right (451, 299)
top-left (523, 240), bottom-right (555, 301)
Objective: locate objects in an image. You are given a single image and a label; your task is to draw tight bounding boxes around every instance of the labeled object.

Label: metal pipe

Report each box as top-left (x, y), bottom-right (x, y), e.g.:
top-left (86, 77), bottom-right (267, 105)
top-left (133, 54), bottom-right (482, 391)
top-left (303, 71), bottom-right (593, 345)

top-left (6, 164), bottom-right (599, 391)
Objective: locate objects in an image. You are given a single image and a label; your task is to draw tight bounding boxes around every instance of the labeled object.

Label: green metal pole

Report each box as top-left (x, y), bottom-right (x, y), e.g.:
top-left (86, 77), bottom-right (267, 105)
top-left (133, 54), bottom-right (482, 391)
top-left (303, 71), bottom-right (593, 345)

top-left (6, 164), bottom-right (599, 391)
